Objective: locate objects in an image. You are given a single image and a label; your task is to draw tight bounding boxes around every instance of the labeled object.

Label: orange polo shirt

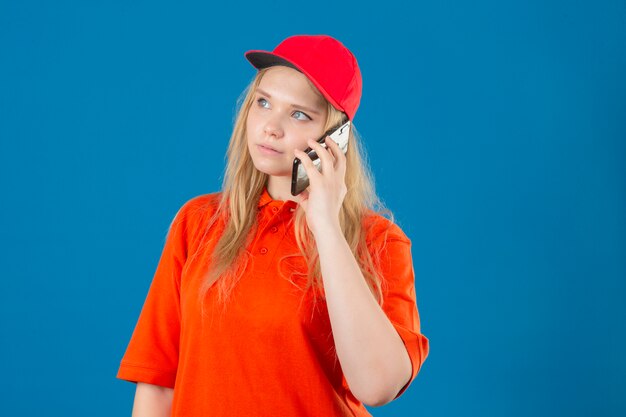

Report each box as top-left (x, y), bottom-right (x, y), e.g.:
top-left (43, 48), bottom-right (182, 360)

top-left (116, 186), bottom-right (429, 416)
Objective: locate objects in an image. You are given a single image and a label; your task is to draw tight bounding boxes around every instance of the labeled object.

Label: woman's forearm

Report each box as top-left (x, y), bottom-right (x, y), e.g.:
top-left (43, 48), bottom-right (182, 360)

top-left (132, 382), bottom-right (174, 417)
top-left (314, 223), bottom-right (412, 407)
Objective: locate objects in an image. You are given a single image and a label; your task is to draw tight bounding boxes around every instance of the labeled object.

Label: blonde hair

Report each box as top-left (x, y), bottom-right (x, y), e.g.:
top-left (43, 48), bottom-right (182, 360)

top-left (192, 67), bottom-right (397, 318)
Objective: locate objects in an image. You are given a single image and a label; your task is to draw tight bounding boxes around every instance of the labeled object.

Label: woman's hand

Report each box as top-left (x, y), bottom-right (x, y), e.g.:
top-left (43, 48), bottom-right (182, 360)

top-left (293, 136), bottom-right (347, 237)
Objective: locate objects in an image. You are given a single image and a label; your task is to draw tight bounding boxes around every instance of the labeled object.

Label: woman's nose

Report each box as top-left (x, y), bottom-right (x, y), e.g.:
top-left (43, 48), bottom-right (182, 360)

top-left (263, 116), bottom-right (284, 138)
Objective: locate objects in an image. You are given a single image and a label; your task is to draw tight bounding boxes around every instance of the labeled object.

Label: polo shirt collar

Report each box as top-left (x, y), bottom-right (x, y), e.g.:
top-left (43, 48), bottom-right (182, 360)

top-left (257, 185), bottom-right (298, 212)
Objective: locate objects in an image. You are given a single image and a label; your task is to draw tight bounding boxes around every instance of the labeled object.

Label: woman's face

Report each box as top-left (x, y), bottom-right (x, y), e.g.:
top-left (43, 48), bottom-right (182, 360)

top-left (246, 66), bottom-right (328, 178)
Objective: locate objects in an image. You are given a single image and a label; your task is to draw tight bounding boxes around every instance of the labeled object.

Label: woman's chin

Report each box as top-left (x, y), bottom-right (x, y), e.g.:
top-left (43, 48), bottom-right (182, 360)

top-left (252, 160), bottom-right (291, 177)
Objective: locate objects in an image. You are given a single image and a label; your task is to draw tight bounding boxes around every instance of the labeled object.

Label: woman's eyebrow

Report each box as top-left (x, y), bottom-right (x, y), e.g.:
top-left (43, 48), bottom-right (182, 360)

top-left (256, 88), bottom-right (322, 115)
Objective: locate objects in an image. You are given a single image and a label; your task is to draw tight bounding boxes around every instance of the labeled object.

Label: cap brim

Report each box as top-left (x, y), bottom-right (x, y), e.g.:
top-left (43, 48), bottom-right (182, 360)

top-left (245, 50), bottom-right (299, 71)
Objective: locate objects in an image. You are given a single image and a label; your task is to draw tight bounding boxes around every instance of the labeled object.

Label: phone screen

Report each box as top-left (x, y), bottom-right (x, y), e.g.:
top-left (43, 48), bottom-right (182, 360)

top-left (291, 120), bottom-right (351, 196)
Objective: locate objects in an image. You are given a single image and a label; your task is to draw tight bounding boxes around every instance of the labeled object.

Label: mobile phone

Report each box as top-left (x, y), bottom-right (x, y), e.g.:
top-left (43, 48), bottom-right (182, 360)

top-left (291, 120), bottom-right (351, 196)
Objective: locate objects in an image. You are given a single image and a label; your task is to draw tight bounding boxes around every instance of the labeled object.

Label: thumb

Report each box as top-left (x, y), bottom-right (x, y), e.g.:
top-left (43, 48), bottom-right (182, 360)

top-left (297, 189), bottom-right (309, 208)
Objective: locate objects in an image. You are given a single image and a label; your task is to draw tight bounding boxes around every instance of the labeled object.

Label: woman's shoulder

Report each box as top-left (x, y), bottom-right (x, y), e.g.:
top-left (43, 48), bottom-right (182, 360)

top-left (172, 191), bottom-right (224, 226)
top-left (362, 209), bottom-right (411, 246)
top-left (180, 191), bottom-right (222, 211)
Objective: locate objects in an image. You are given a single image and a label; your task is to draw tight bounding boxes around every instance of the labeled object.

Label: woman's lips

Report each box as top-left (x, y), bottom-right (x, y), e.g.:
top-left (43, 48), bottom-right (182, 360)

top-left (258, 144), bottom-right (282, 155)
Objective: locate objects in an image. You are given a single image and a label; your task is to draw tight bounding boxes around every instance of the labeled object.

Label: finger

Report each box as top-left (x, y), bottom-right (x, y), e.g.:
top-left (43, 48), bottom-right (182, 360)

top-left (294, 148), bottom-right (322, 184)
top-left (324, 136), bottom-right (345, 170)
top-left (326, 138), bottom-right (346, 178)
top-left (307, 138), bottom-right (334, 174)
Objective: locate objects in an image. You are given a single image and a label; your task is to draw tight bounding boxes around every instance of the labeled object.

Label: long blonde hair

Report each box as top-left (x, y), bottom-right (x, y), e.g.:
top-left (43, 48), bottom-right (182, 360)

top-left (192, 67), bottom-right (397, 318)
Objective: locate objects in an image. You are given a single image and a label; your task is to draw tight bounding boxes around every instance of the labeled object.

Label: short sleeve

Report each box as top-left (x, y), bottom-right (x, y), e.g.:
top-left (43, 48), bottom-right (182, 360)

top-left (369, 220), bottom-right (430, 400)
top-left (116, 200), bottom-right (194, 388)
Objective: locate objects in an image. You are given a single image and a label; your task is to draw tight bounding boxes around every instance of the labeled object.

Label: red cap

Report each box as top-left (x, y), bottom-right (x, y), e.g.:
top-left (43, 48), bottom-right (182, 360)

top-left (245, 35), bottom-right (362, 121)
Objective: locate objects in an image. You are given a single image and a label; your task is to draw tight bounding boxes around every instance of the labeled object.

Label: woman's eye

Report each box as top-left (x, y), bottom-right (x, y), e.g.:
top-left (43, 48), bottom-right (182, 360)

top-left (293, 111), bottom-right (311, 121)
top-left (255, 98), bottom-right (310, 120)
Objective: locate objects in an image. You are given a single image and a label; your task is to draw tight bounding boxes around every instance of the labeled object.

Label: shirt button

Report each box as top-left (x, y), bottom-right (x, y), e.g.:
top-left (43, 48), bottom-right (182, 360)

top-left (271, 206), bottom-right (279, 213)
top-left (270, 226), bottom-right (278, 233)
top-left (260, 247), bottom-right (268, 254)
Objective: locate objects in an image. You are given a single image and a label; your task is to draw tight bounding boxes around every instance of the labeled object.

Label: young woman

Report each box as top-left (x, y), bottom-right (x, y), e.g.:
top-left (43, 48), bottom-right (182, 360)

top-left (117, 34), bottom-right (429, 417)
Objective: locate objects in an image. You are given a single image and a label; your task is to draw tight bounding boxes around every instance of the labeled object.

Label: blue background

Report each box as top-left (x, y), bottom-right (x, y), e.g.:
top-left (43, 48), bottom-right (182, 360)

top-left (1, 1), bottom-right (624, 416)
